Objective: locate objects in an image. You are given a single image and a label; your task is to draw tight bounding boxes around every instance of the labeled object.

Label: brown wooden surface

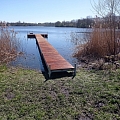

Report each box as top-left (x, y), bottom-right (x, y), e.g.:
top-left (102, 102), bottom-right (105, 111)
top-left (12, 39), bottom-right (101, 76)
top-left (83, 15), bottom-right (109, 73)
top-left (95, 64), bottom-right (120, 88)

top-left (35, 34), bottom-right (74, 71)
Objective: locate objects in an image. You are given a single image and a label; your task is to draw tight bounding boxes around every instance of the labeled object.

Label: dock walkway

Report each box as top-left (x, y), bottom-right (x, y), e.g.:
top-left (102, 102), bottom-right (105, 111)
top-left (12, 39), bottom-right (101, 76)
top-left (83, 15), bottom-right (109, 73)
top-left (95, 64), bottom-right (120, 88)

top-left (28, 34), bottom-right (76, 78)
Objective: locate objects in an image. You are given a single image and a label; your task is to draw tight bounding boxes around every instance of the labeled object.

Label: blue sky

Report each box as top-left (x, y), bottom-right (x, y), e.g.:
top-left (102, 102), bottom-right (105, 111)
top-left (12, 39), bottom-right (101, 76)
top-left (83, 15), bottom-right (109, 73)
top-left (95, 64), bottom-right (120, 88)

top-left (0, 0), bottom-right (96, 23)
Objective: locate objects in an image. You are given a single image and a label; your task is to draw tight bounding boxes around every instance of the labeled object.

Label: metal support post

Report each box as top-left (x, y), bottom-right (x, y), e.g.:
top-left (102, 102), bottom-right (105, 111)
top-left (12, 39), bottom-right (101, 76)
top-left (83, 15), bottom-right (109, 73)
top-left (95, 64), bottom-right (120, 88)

top-left (74, 63), bottom-right (76, 77)
top-left (48, 65), bottom-right (51, 78)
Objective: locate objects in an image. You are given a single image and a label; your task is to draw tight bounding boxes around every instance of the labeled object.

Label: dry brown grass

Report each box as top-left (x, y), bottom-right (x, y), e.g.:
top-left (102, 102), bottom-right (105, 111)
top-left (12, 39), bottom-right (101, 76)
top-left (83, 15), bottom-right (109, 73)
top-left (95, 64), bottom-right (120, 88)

top-left (0, 25), bottom-right (19, 64)
top-left (75, 27), bottom-right (120, 59)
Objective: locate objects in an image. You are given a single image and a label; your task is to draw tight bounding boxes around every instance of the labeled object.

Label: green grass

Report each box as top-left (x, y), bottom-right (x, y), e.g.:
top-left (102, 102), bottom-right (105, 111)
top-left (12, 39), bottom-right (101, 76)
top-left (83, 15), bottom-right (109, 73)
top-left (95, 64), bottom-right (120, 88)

top-left (0, 65), bottom-right (120, 120)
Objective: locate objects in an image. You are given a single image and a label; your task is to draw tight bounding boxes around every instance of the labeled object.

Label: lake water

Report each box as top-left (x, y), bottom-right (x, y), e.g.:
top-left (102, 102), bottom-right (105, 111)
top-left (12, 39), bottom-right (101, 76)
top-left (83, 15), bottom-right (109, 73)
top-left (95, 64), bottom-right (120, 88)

top-left (10, 26), bottom-right (87, 71)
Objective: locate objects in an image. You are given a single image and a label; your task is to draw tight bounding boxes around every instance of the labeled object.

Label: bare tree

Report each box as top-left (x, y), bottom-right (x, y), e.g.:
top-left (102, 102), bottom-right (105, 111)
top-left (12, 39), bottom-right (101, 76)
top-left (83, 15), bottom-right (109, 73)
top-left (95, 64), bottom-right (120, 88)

top-left (91, 0), bottom-right (120, 17)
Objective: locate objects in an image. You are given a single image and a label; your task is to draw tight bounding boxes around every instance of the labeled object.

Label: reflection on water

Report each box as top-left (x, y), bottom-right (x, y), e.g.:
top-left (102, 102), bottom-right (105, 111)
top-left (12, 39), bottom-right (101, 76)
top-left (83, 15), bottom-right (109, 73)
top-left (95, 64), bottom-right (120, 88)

top-left (10, 26), bottom-right (87, 71)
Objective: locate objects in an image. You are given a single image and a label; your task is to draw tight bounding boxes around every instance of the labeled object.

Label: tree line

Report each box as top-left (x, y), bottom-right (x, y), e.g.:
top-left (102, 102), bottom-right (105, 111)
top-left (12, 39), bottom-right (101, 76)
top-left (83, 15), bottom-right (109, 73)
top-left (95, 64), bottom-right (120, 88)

top-left (0, 16), bottom-right (120, 28)
top-left (55, 18), bottom-right (94, 28)
top-left (0, 18), bottom-right (95, 28)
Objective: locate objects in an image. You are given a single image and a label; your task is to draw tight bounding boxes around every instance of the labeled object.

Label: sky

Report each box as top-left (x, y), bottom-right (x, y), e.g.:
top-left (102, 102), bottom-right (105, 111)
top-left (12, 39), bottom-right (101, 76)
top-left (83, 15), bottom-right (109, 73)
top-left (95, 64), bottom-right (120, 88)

top-left (0, 0), bottom-right (96, 23)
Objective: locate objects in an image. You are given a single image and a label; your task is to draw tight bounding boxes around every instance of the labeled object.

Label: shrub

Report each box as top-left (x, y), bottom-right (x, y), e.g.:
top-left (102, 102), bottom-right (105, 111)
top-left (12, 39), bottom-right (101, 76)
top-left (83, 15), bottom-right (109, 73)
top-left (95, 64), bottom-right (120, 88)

top-left (0, 23), bottom-right (20, 64)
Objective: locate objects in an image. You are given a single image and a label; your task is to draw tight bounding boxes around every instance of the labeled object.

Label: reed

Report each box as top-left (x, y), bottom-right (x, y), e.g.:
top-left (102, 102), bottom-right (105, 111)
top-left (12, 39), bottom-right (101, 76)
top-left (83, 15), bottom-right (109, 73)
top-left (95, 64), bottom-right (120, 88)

top-left (0, 24), bottom-right (19, 64)
top-left (74, 25), bottom-right (120, 59)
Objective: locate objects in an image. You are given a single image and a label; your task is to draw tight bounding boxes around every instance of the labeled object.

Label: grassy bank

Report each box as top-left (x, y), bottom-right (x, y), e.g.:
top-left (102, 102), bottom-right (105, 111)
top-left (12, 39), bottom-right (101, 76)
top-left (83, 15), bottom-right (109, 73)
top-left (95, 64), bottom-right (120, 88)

top-left (0, 65), bottom-right (120, 120)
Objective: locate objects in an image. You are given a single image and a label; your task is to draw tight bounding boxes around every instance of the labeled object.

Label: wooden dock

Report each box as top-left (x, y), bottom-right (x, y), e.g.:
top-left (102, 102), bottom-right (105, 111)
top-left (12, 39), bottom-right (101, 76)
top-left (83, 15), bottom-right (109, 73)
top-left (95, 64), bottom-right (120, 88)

top-left (28, 34), bottom-right (76, 78)
top-left (27, 33), bottom-right (48, 38)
